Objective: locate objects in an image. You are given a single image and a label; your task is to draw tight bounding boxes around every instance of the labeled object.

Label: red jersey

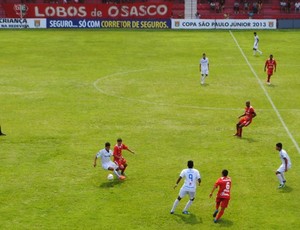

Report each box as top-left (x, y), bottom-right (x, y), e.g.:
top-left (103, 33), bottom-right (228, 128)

top-left (113, 143), bottom-right (128, 161)
top-left (215, 176), bottom-right (231, 199)
top-left (245, 106), bottom-right (255, 121)
top-left (265, 59), bottom-right (277, 72)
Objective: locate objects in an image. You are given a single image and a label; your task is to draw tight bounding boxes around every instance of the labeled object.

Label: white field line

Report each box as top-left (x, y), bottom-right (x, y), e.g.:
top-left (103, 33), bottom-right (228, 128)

top-left (229, 30), bottom-right (300, 154)
top-left (94, 71), bottom-right (238, 110)
top-left (93, 69), bottom-right (300, 112)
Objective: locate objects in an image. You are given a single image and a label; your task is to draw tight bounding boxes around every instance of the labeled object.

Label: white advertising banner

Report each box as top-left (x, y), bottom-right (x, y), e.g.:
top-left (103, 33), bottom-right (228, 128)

top-left (172, 19), bottom-right (277, 30)
top-left (0, 18), bottom-right (46, 29)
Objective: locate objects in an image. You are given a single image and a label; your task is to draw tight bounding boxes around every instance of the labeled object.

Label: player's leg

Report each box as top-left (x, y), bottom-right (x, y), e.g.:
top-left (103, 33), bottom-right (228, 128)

top-left (276, 165), bottom-right (285, 188)
top-left (182, 192), bottom-right (195, 214)
top-left (212, 197), bottom-right (221, 218)
top-left (215, 207), bottom-right (226, 222)
top-left (201, 74), bottom-right (205, 85)
top-left (0, 126), bottom-right (6, 136)
top-left (120, 158), bottom-right (127, 175)
top-left (108, 162), bottom-right (125, 180)
top-left (121, 163), bottom-right (127, 175)
top-left (171, 189), bottom-right (186, 214)
top-left (267, 72), bottom-right (272, 84)
top-left (214, 199), bottom-right (229, 223)
top-left (253, 48), bottom-right (257, 55)
top-left (237, 123), bottom-right (244, 137)
top-left (170, 196), bottom-right (182, 214)
top-left (281, 172), bottom-right (286, 184)
top-left (234, 122), bottom-right (240, 136)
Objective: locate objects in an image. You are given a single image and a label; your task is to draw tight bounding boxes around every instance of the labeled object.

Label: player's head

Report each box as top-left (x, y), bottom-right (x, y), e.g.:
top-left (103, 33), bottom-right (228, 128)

top-left (187, 160), bottom-right (194, 168)
top-left (202, 53), bottom-right (206, 58)
top-left (246, 101), bottom-right (250, 107)
top-left (105, 142), bottom-right (111, 149)
top-left (222, 169), bottom-right (229, 177)
top-left (276, 142), bottom-right (282, 151)
top-left (117, 138), bottom-right (122, 143)
top-left (270, 54), bottom-right (273, 59)
top-left (254, 32), bottom-right (257, 36)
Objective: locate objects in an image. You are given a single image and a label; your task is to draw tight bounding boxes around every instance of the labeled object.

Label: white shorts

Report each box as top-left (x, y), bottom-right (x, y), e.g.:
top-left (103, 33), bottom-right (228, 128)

top-left (102, 161), bottom-right (118, 170)
top-left (277, 164), bottom-right (291, 173)
top-left (201, 69), bottom-right (209, 75)
top-left (179, 188), bottom-right (196, 199)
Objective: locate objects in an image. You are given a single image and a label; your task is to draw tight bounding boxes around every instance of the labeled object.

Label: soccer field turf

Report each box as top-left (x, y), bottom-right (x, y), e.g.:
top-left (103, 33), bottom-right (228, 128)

top-left (0, 29), bottom-right (300, 229)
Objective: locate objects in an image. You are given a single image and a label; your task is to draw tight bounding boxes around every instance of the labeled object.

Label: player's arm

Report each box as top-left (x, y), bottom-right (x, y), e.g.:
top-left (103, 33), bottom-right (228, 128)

top-left (198, 178), bottom-right (201, 186)
top-left (284, 157), bottom-right (288, 172)
top-left (274, 60), bottom-right (277, 72)
top-left (252, 110), bottom-right (257, 118)
top-left (174, 177), bottom-right (182, 189)
top-left (199, 64), bottom-right (201, 72)
top-left (238, 113), bottom-right (246, 118)
top-left (127, 148), bottom-right (135, 154)
top-left (264, 61), bottom-right (267, 71)
top-left (209, 184), bottom-right (218, 198)
top-left (93, 155), bottom-right (98, 167)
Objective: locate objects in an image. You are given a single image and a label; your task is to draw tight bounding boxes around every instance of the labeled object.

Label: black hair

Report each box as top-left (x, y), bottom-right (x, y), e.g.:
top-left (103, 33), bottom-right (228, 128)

top-left (276, 142), bottom-right (282, 149)
top-left (105, 142), bottom-right (111, 147)
top-left (222, 169), bottom-right (228, 176)
top-left (187, 160), bottom-right (194, 168)
top-left (117, 138), bottom-right (122, 142)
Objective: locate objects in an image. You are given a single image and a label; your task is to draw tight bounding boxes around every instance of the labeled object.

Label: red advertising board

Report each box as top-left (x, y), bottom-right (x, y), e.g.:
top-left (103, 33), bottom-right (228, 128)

top-left (2, 3), bottom-right (172, 19)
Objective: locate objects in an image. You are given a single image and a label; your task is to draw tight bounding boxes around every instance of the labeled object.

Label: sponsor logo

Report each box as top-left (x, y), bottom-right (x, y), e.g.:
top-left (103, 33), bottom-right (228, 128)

top-left (13, 4), bottom-right (28, 18)
top-left (107, 4), bottom-right (168, 18)
top-left (268, 21), bottom-right (274, 27)
top-left (34, 20), bottom-right (41, 27)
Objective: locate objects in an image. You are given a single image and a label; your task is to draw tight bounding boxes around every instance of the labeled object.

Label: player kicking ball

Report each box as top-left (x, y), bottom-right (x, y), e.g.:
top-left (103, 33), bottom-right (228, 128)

top-left (93, 142), bottom-right (125, 180)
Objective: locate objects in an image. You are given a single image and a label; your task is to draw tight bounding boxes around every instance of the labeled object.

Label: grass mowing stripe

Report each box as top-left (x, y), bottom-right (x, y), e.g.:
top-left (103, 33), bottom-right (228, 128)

top-left (229, 30), bottom-right (300, 154)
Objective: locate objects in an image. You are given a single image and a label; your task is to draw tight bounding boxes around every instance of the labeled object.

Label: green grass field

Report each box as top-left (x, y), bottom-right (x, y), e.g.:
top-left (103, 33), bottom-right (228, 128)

top-left (1, 29), bottom-right (300, 229)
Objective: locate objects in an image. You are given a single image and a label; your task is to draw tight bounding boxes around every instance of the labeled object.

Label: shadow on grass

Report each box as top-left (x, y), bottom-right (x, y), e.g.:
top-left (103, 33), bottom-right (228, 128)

top-left (236, 136), bottom-right (257, 143)
top-left (214, 218), bottom-right (234, 227)
top-left (173, 213), bottom-right (203, 225)
top-left (278, 185), bottom-right (293, 193)
top-left (99, 179), bottom-right (125, 188)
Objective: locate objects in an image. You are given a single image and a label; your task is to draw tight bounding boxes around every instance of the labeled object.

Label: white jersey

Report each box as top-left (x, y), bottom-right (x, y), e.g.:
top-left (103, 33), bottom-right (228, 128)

top-left (96, 148), bottom-right (113, 165)
top-left (200, 57), bottom-right (209, 71)
top-left (279, 149), bottom-right (292, 167)
top-left (179, 168), bottom-right (201, 192)
top-left (253, 35), bottom-right (259, 49)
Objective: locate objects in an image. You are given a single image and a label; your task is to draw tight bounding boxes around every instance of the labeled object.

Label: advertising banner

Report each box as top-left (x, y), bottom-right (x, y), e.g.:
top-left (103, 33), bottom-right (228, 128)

top-left (172, 19), bottom-right (277, 29)
top-left (2, 3), bottom-right (172, 19)
top-left (47, 19), bottom-right (171, 29)
top-left (0, 18), bottom-right (46, 28)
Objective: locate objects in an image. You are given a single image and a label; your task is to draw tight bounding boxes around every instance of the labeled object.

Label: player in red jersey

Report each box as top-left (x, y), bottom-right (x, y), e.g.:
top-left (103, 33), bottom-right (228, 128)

top-left (209, 169), bottom-right (232, 223)
top-left (264, 54), bottom-right (277, 85)
top-left (234, 101), bottom-right (256, 138)
top-left (113, 138), bottom-right (135, 175)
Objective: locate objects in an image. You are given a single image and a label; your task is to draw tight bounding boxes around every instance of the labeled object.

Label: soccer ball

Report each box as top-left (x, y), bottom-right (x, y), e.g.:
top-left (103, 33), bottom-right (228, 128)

top-left (107, 174), bottom-right (114, 181)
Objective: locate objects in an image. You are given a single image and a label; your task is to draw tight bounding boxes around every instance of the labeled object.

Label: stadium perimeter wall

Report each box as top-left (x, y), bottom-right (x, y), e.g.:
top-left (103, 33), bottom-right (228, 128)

top-left (0, 2), bottom-right (300, 29)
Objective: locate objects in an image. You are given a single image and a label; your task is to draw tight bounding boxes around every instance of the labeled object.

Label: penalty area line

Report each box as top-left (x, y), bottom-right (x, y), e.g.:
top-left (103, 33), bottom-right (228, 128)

top-left (229, 30), bottom-right (300, 154)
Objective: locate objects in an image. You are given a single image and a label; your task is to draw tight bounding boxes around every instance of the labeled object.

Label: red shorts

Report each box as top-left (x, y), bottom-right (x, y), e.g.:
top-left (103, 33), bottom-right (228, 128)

top-left (239, 117), bottom-right (252, 127)
top-left (216, 197), bottom-right (230, 208)
top-left (267, 69), bottom-right (274, 76)
top-left (114, 158), bottom-right (127, 169)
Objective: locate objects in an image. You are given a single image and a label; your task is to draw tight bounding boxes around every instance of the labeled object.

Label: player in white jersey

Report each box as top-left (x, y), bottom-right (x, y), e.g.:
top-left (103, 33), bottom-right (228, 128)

top-left (199, 53), bottom-right (209, 85)
top-left (93, 142), bottom-right (125, 180)
top-left (253, 32), bottom-right (262, 55)
top-left (170, 160), bottom-right (201, 214)
top-left (275, 142), bottom-right (291, 188)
